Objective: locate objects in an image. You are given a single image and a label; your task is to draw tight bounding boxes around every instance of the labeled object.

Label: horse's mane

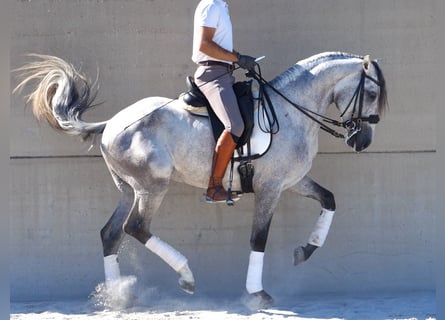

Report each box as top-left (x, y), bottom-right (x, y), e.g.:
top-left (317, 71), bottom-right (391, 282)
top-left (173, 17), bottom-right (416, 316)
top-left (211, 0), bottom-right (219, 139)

top-left (370, 60), bottom-right (388, 114)
top-left (271, 51), bottom-right (388, 114)
top-left (271, 52), bottom-right (361, 87)
top-left (298, 51), bottom-right (363, 70)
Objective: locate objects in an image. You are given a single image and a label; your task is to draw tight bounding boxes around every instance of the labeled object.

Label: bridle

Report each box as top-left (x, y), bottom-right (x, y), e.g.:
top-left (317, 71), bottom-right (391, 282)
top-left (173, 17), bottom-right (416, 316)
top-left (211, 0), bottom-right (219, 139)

top-left (249, 63), bottom-right (383, 140)
top-left (323, 68), bottom-right (383, 142)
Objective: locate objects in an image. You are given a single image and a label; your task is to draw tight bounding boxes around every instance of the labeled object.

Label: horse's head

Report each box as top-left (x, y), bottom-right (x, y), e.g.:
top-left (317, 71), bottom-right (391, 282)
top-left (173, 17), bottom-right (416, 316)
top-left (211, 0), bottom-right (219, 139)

top-left (333, 55), bottom-right (387, 152)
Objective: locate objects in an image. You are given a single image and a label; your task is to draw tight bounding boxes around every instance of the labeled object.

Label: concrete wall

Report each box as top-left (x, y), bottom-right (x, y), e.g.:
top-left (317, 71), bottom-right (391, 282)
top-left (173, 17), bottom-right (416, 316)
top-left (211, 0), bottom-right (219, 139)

top-left (10, 0), bottom-right (437, 301)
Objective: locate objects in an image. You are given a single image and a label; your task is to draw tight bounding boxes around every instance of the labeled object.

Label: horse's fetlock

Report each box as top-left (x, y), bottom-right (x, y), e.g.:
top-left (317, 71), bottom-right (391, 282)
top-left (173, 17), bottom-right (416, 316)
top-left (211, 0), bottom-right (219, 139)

top-left (321, 189), bottom-right (336, 211)
top-left (293, 243), bottom-right (318, 266)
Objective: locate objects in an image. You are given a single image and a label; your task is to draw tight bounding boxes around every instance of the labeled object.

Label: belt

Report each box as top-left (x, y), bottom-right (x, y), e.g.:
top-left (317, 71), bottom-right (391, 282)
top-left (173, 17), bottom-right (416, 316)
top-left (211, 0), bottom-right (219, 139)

top-left (198, 60), bottom-right (234, 70)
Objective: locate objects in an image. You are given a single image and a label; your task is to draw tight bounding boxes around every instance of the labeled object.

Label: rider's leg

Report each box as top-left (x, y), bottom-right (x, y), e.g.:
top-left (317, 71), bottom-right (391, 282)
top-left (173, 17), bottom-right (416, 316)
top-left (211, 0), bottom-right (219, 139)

top-left (194, 65), bottom-right (244, 202)
top-left (206, 129), bottom-right (239, 202)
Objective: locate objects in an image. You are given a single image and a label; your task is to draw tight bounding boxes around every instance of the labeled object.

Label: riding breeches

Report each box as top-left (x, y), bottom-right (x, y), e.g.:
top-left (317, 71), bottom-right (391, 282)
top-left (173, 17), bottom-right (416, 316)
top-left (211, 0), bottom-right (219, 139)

top-left (194, 65), bottom-right (244, 138)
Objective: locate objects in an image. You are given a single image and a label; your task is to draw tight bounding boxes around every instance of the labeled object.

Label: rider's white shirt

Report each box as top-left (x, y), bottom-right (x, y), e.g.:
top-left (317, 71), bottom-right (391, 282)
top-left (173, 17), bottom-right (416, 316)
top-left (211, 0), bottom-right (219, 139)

top-left (192, 0), bottom-right (233, 64)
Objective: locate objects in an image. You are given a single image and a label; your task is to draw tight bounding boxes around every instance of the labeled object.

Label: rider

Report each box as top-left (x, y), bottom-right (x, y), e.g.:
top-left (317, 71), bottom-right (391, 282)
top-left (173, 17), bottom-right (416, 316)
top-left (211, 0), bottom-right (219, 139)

top-left (192, 0), bottom-right (256, 203)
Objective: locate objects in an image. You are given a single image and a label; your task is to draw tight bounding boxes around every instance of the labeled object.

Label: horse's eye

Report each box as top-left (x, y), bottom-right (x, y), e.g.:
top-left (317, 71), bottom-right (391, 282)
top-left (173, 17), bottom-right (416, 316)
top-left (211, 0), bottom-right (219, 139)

top-left (367, 91), bottom-right (377, 101)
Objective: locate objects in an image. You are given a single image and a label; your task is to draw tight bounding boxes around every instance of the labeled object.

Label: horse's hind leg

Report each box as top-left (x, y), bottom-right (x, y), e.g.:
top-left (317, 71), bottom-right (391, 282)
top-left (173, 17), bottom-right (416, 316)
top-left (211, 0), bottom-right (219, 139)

top-left (123, 181), bottom-right (195, 294)
top-left (100, 179), bottom-right (134, 284)
top-left (289, 175), bottom-right (336, 266)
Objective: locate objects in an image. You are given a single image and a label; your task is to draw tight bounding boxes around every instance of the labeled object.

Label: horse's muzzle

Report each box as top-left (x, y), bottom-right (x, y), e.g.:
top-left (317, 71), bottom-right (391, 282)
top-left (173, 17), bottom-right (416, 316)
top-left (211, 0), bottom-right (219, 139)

top-left (346, 123), bottom-right (372, 152)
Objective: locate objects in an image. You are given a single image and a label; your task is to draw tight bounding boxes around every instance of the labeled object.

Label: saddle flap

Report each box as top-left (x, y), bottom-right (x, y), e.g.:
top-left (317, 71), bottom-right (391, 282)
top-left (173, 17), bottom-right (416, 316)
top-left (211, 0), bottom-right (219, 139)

top-left (182, 76), bottom-right (209, 108)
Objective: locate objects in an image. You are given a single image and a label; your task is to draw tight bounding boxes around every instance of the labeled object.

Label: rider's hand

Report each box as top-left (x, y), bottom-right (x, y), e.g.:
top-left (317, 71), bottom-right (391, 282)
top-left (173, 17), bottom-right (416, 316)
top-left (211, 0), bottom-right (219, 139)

top-left (236, 54), bottom-right (256, 71)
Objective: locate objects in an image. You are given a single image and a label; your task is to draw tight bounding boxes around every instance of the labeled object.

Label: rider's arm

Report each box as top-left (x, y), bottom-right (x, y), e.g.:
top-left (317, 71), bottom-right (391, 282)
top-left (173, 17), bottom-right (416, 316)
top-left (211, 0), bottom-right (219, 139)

top-left (197, 26), bottom-right (239, 62)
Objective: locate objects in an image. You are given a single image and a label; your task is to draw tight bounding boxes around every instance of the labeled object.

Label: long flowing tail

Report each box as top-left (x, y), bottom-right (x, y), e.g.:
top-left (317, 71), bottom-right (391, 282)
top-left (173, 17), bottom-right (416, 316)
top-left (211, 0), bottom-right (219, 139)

top-left (13, 54), bottom-right (107, 139)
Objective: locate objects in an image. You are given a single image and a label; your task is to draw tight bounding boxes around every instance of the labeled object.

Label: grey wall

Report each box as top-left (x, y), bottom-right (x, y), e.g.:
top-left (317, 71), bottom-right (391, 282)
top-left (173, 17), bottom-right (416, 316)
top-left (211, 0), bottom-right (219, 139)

top-left (10, 0), bottom-right (437, 301)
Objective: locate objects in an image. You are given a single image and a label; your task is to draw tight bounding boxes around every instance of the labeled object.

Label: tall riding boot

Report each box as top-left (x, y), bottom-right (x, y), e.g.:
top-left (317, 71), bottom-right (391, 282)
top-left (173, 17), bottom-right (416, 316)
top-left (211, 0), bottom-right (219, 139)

top-left (206, 130), bottom-right (239, 203)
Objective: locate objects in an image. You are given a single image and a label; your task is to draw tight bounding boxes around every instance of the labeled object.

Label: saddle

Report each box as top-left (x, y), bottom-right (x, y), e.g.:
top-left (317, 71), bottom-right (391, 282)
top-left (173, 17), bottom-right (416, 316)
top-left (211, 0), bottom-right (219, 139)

top-left (181, 76), bottom-right (257, 193)
top-left (182, 76), bottom-right (254, 148)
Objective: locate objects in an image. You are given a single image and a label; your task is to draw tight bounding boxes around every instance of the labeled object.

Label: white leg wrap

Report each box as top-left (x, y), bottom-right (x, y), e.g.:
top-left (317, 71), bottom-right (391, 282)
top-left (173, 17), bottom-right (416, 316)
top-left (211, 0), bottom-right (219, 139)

top-left (308, 209), bottom-right (335, 247)
top-left (246, 251), bottom-right (264, 294)
top-left (145, 236), bottom-right (188, 273)
top-left (178, 263), bottom-right (194, 283)
top-left (104, 254), bottom-right (121, 283)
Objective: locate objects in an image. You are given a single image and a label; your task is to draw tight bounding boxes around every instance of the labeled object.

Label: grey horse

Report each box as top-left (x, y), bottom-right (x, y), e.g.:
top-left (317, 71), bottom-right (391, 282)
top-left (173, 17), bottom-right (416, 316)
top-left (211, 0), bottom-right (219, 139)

top-left (14, 52), bottom-right (387, 309)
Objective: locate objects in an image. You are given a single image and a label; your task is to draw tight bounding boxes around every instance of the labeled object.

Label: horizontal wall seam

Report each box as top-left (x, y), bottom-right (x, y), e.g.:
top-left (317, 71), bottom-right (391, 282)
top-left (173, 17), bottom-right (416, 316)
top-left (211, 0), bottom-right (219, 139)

top-left (10, 149), bottom-right (436, 160)
top-left (318, 149), bottom-right (436, 155)
top-left (10, 155), bottom-right (103, 160)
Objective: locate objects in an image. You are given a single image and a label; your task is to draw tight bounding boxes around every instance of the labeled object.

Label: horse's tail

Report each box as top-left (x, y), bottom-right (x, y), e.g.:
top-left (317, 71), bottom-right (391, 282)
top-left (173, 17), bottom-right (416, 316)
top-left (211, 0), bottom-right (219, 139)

top-left (13, 54), bottom-right (107, 139)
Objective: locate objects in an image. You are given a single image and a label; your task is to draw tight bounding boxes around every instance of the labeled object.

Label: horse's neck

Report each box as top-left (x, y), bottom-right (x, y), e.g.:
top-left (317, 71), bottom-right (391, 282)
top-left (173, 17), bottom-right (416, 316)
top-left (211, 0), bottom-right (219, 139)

top-left (270, 56), bottom-right (362, 122)
top-left (264, 55), bottom-right (363, 159)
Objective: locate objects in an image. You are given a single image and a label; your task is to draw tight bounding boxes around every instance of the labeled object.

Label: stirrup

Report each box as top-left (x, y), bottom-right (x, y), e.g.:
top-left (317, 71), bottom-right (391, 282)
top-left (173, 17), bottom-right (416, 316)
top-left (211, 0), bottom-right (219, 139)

top-left (205, 195), bottom-right (240, 205)
top-left (205, 185), bottom-right (239, 204)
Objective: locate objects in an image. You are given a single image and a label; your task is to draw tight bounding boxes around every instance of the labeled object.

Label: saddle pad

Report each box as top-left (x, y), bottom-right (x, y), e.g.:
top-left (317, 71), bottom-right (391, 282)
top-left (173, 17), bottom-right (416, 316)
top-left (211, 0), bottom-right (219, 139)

top-left (179, 93), bottom-right (208, 117)
top-left (180, 98), bottom-right (272, 159)
top-left (234, 111), bottom-right (272, 159)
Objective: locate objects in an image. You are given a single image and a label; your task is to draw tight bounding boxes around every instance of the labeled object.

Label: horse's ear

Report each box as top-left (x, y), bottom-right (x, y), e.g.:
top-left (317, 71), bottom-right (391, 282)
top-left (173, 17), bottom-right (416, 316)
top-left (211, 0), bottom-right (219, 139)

top-left (363, 55), bottom-right (371, 73)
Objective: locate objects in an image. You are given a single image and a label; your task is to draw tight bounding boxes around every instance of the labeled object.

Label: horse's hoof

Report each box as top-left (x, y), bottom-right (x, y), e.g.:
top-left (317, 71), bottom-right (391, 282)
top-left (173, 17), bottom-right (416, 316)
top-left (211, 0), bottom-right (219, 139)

top-left (242, 290), bottom-right (274, 311)
top-left (178, 264), bottom-right (195, 294)
top-left (178, 278), bottom-right (195, 295)
top-left (93, 278), bottom-right (138, 310)
top-left (293, 246), bottom-right (306, 266)
top-left (123, 293), bottom-right (138, 309)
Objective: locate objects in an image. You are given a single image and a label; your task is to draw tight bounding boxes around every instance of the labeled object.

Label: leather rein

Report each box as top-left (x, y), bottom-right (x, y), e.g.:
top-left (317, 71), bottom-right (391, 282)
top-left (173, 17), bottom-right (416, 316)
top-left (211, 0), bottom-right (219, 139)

top-left (248, 64), bottom-right (383, 140)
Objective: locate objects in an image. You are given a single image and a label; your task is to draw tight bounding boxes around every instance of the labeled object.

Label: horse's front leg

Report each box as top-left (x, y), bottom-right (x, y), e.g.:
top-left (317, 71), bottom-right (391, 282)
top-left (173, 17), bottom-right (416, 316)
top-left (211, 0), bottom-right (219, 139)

top-left (288, 175), bottom-right (336, 265)
top-left (243, 184), bottom-right (282, 310)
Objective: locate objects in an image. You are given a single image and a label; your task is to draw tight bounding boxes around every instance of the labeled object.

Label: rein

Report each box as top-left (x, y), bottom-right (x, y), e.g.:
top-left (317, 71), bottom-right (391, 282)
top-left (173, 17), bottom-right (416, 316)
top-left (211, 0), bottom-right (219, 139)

top-left (248, 63), bottom-right (382, 140)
